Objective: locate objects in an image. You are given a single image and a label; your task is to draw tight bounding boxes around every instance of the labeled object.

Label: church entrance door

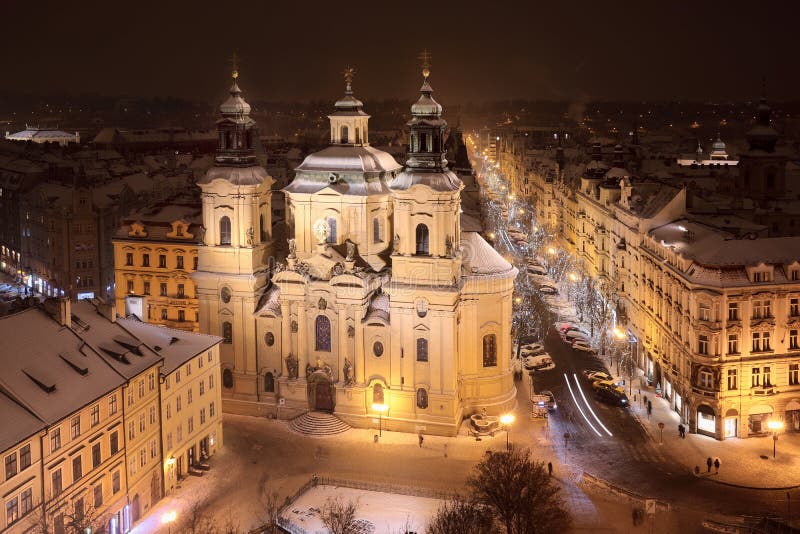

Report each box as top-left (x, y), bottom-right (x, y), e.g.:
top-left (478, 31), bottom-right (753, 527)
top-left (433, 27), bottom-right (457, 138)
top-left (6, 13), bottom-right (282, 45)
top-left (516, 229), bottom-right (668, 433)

top-left (314, 381), bottom-right (334, 412)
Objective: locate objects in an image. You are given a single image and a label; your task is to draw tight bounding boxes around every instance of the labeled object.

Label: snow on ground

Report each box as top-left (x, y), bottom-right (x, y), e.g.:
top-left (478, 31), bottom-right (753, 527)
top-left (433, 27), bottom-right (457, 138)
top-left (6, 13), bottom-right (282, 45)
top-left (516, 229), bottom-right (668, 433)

top-left (281, 485), bottom-right (444, 534)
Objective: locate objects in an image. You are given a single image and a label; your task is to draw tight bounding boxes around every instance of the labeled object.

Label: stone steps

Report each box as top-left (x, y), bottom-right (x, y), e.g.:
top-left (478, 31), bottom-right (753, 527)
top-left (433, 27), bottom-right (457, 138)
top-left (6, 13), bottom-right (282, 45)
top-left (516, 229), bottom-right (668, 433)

top-left (289, 412), bottom-right (351, 436)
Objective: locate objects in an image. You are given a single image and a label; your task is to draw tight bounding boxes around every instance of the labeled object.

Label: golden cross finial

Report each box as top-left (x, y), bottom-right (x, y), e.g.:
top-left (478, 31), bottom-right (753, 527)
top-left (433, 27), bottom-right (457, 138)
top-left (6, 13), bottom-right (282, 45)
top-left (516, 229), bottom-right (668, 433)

top-left (343, 66), bottom-right (355, 85)
top-left (418, 49), bottom-right (432, 79)
top-left (230, 52), bottom-right (239, 80)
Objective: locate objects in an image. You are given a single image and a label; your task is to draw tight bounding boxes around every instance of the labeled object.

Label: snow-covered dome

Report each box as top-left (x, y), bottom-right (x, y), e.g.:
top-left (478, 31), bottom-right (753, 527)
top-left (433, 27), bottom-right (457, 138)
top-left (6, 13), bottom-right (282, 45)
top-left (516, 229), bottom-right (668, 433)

top-left (389, 169), bottom-right (462, 192)
top-left (219, 82), bottom-right (251, 115)
top-left (411, 81), bottom-right (442, 116)
top-left (294, 145), bottom-right (401, 174)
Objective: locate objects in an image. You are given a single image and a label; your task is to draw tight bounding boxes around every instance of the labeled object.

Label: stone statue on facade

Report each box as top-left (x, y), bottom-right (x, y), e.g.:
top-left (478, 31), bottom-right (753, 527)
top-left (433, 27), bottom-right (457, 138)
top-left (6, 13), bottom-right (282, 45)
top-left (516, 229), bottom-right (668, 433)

top-left (197, 225), bottom-right (206, 245)
top-left (305, 363), bottom-right (314, 378)
top-left (346, 240), bottom-right (356, 262)
top-left (246, 226), bottom-right (255, 246)
top-left (342, 358), bottom-right (354, 386)
top-left (285, 353), bottom-right (299, 379)
top-left (445, 235), bottom-right (453, 257)
top-left (287, 238), bottom-right (297, 259)
top-left (393, 234), bottom-right (400, 253)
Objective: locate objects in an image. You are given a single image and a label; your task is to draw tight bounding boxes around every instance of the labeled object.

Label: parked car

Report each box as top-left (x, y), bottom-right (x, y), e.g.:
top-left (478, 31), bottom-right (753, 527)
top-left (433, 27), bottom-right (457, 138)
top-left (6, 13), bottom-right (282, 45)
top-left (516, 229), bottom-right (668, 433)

top-left (520, 342), bottom-right (545, 355)
top-left (572, 340), bottom-right (595, 353)
top-left (591, 379), bottom-right (623, 392)
top-left (584, 370), bottom-right (613, 382)
top-left (524, 354), bottom-right (555, 372)
top-left (527, 265), bottom-right (548, 276)
top-left (595, 385), bottom-right (629, 407)
top-left (563, 330), bottom-right (589, 343)
top-left (539, 284), bottom-right (558, 295)
top-left (532, 390), bottom-right (557, 411)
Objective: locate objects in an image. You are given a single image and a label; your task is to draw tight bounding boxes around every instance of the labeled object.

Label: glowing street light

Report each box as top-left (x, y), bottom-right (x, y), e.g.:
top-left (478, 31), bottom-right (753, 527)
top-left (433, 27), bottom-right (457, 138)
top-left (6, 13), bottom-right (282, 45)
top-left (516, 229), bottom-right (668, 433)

top-left (161, 511), bottom-right (177, 534)
top-left (547, 247), bottom-right (557, 256)
top-left (500, 413), bottom-right (515, 451)
top-left (372, 403), bottom-right (388, 437)
top-left (568, 272), bottom-right (579, 282)
top-left (613, 327), bottom-right (626, 340)
top-left (768, 420), bottom-right (784, 458)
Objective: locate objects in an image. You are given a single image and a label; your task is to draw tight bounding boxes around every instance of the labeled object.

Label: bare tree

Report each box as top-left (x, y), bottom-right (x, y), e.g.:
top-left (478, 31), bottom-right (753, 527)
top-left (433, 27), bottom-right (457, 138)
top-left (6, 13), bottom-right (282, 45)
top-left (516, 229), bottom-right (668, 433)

top-left (468, 449), bottom-right (570, 534)
top-left (320, 496), bottom-right (359, 534)
top-left (25, 493), bottom-right (107, 534)
top-left (182, 499), bottom-right (221, 534)
top-left (426, 498), bottom-right (495, 534)
top-left (254, 475), bottom-right (283, 533)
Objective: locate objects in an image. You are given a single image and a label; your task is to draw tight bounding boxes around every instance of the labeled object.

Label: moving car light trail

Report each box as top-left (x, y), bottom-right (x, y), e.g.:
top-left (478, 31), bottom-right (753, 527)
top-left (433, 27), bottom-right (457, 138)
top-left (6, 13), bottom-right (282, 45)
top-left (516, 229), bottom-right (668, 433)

top-left (563, 373), bottom-right (602, 437)
top-left (573, 374), bottom-right (613, 437)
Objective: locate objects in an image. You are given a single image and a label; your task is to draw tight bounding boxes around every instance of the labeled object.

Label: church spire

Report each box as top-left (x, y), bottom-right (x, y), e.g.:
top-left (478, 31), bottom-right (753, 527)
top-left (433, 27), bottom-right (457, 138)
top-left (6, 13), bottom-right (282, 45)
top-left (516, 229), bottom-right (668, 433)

top-left (746, 77), bottom-right (779, 153)
top-left (215, 58), bottom-right (258, 167)
top-left (329, 66), bottom-right (369, 145)
top-left (406, 50), bottom-right (447, 171)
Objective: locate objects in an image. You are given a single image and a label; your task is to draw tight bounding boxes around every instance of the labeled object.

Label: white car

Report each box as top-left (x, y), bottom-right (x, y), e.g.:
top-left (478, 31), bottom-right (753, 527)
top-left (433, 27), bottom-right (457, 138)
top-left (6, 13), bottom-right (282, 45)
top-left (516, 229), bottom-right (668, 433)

top-left (524, 354), bottom-right (555, 372)
top-left (539, 285), bottom-right (557, 295)
top-left (572, 340), bottom-right (595, 353)
top-left (532, 390), bottom-right (557, 410)
top-left (527, 265), bottom-right (548, 276)
top-left (520, 342), bottom-right (544, 354)
top-left (563, 330), bottom-right (589, 342)
top-left (584, 370), bottom-right (612, 382)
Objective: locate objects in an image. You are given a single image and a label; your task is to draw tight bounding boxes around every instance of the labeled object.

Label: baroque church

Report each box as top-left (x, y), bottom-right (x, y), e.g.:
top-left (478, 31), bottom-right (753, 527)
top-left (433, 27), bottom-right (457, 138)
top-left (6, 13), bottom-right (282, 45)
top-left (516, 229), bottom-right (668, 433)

top-left (193, 64), bottom-right (517, 435)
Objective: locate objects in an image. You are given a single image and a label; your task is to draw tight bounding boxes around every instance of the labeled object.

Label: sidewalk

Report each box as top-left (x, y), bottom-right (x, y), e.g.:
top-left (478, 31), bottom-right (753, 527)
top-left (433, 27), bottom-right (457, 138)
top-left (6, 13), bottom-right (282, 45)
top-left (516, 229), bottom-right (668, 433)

top-left (624, 371), bottom-right (800, 490)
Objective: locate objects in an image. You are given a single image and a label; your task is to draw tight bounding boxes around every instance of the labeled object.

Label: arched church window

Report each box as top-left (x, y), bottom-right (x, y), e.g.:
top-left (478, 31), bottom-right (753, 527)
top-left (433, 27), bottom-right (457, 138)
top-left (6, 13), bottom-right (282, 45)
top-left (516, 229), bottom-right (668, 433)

top-left (260, 214), bottom-right (267, 241)
top-left (482, 334), bottom-right (497, 367)
top-left (341, 126), bottom-right (349, 144)
top-left (219, 216), bottom-right (232, 246)
top-left (264, 372), bottom-right (274, 393)
top-left (373, 383), bottom-right (384, 405)
top-left (420, 132), bottom-right (428, 152)
top-left (416, 388), bottom-right (428, 409)
top-left (415, 224), bottom-right (429, 255)
top-left (327, 217), bottom-right (337, 244)
top-left (222, 369), bottom-right (233, 389)
top-left (373, 217), bottom-right (381, 243)
top-left (315, 315), bottom-right (332, 352)
top-left (222, 322), bottom-right (232, 344)
top-left (416, 338), bottom-right (428, 362)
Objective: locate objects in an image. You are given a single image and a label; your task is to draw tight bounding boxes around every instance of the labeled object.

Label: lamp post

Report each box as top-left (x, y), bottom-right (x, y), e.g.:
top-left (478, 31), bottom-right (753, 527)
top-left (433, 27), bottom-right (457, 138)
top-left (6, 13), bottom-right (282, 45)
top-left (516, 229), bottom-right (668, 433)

top-left (161, 511), bottom-right (177, 534)
top-left (372, 403), bottom-right (388, 437)
top-left (768, 420), bottom-right (784, 459)
top-left (500, 414), bottom-right (515, 451)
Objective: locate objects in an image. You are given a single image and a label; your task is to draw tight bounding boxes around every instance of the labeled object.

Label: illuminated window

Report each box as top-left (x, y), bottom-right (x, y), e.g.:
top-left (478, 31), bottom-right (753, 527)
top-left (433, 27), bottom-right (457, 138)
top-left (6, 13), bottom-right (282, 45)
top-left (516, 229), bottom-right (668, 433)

top-left (315, 315), bottom-right (331, 351)
top-left (415, 224), bottom-right (429, 255)
top-left (219, 216), bottom-right (232, 245)
top-left (416, 338), bottom-right (428, 362)
top-left (482, 334), bottom-right (497, 367)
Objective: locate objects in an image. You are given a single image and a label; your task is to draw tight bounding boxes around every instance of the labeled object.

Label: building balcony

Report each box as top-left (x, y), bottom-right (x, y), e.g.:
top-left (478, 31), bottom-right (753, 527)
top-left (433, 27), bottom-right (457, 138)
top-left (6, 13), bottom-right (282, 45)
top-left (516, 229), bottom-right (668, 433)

top-left (691, 385), bottom-right (720, 399)
top-left (751, 386), bottom-right (777, 396)
top-left (750, 315), bottom-right (775, 326)
top-left (696, 319), bottom-right (723, 332)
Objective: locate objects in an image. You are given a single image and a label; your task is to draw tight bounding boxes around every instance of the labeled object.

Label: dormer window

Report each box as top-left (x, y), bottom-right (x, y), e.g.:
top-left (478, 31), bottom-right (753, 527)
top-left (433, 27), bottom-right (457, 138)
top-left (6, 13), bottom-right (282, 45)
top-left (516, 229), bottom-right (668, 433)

top-left (753, 271), bottom-right (771, 283)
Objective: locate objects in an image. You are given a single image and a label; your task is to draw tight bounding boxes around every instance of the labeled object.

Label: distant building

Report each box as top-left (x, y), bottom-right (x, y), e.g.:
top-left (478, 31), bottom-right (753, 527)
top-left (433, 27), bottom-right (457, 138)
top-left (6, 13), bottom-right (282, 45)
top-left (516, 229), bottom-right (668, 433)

top-left (113, 199), bottom-right (202, 332)
top-left (5, 126), bottom-right (80, 147)
top-left (91, 128), bottom-right (216, 154)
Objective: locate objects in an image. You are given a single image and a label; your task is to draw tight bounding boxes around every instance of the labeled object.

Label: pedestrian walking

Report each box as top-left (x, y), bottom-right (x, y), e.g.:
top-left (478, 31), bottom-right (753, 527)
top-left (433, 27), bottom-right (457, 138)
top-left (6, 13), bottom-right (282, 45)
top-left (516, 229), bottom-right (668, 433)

top-left (677, 423), bottom-right (682, 437)
top-left (548, 461), bottom-right (553, 477)
top-left (443, 443), bottom-right (448, 458)
top-left (647, 401), bottom-right (652, 417)
top-left (418, 434), bottom-right (424, 448)
top-left (707, 457), bottom-right (713, 473)
top-left (643, 394), bottom-right (648, 406)
top-left (714, 458), bottom-right (720, 474)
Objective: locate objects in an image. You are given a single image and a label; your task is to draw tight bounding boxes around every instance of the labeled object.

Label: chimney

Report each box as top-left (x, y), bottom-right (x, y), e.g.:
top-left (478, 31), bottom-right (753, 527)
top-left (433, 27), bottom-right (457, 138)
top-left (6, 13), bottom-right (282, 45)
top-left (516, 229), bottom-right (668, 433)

top-left (98, 300), bottom-right (117, 323)
top-left (59, 297), bottom-right (72, 328)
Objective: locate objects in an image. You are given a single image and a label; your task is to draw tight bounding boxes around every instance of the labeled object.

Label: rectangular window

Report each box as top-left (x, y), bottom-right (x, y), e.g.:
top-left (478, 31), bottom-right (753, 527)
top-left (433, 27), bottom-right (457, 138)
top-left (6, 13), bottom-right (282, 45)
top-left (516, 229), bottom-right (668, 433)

top-left (91, 404), bottom-right (100, 426)
top-left (150, 406), bottom-right (156, 424)
top-left (126, 280), bottom-right (134, 293)
top-left (752, 367), bottom-right (761, 387)
top-left (142, 253), bottom-right (150, 267)
top-left (143, 281), bottom-right (151, 295)
top-left (209, 374), bottom-right (214, 389)
top-left (791, 330), bottom-right (799, 350)
top-left (19, 445), bottom-right (30, 471)
top-left (92, 443), bottom-right (101, 468)
top-left (210, 401), bottom-right (215, 417)
top-left (94, 484), bottom-right (103, 508)
top-left (112, 470), bottom-right (120, 494)
top-left (727, 334), bottom-right (738, 354)
top-left (699, 304), bottom-right (710, 321)
top-left (177, 425), bottom-right (182, 443)
top-left (698, 335), bottom-right (709, 355)
top-left (166, 403), bottom-right (171, 420)
top-left (125, 253), bottom-right (133, 266)
top-left (200, 381), bottom-right (205, 396)
top-left (150, 439), bottom-right (157, 459)
top-left (159, 254), bottom-right (167, 268)
top-left (177, 256), bottom-right (184, 269)
top-left (110, 431), bottom-right (119, 455)
top-left (6, 496), bottom-right (18, 525)
top-left (70, 416), bottom-right (81, 439)
top-left (727, 369), bottom-right (737, 390)
top-left (5, 452), bottom-right (17, 480)
top-left (140, 448), bottom-right (146, 468)
top-left (139, 413), bottom-right (145, 433)
top-left (20, 488), bottom-right (32, 516)
top-left (764, 366), bottom-right (772, 386)
top-left (166, 433), bottom-right (173, 451)
top-left (753, 332), bottom-right (763, 352)
top-left (52, 469), bottom-right (62, 495)
top-left (161, 308), bottom-right (168, 320)
top-left (176, 396), bottom-right (182, 412)
top-left (177, 283), bottom-right (185, 298)
top-left (128, 388), bottom-right (134, 406)
top-left (188, 416), bottom-right (194, 433)
top-left (72, 455), bottom-right (82, 481)
top-left (188, 388), bottom-right (193, 405)
top-left (208, 351), bottom-right (213, 363)
top-left (791, 298), bottom-right (799, 317)
top-left (160, 282), bottom-right (167, 296)
top-left (128, 422), bottom-right (135, 441)
top-left (699, 370), bottom-right (713, 389)
top-left (790, 364), bottom-right (799, 386)
top-left (200, 408), bottom-right (206, 424)
top-left (194, 256), bottom-right (199, 270)
top-left (416, 338), bottom-right (428, 362)
top-left (763, 332), bottom-right (771, 351)
top-left (176, 370), bottom-right (181, 383)
top-left (752, 301), bottom-right (763, 319)
top-left (138, 379), bottom-right (144, 398)
top-left (186, 362), bottom-right (191, 376)
top-left (109, 394), bottom-right (117, 415)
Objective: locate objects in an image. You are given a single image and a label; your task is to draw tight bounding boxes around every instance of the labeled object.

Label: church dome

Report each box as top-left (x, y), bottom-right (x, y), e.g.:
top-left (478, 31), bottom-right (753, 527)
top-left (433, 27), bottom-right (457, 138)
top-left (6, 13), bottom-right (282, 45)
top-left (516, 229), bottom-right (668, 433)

top-left (219, 82), bottom-right (251, 116)
top-left (411, 80), bottom-right (442, 116)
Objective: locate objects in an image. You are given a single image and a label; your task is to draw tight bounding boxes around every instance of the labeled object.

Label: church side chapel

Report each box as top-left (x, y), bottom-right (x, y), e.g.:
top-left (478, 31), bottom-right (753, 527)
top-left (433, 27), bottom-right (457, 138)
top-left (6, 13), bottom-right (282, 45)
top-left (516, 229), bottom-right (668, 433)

top-left (193, 55), bottom-right (518, 435)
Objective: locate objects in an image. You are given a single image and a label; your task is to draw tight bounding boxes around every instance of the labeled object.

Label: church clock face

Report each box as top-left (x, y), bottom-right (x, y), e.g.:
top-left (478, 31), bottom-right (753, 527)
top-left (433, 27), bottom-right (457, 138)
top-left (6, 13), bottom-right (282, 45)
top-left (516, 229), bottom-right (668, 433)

top-left (220, 287), bottom-right (232, 304)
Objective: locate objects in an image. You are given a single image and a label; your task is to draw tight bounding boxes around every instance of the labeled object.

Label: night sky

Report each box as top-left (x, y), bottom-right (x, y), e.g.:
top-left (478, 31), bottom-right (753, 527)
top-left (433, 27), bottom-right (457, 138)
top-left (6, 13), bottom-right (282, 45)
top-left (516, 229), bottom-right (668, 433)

top-left (1, 0), bottom-right (797, 103)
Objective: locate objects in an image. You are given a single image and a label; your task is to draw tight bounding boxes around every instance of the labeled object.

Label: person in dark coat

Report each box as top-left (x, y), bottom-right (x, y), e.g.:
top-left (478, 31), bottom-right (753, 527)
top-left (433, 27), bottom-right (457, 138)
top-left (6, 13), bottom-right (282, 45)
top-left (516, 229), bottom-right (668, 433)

top-left (707, 457), bottom-right (713, 473)
top-left (714, 458), bottom-right (720, 474)
top-left (548, 461), bottom-right (553, 476)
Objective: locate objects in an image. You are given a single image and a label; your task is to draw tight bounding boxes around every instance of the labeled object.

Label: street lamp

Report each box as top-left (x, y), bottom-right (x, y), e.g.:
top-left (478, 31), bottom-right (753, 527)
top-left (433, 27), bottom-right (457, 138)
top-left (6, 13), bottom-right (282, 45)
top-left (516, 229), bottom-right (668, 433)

top-left (500, 414), bottom-right (515, 451)
top-left (161, 511), bottom-right (177, 534)
top-left (768, 420), bottom-right (784, 458)
top-left (372, 403), bottom-right (388, 437)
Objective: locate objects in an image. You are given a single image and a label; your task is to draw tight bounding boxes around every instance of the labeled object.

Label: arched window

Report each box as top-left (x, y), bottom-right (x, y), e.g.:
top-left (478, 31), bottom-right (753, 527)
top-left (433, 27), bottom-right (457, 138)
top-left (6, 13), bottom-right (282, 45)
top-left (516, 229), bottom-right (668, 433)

top-left (341, 126), bottom-right (349, 144)
top-left (260, 214), bottom-right (267, 241)
top-left (315, 315), bottom-right (331, 352)
top-left (415, 224), bottom-right (429, 255)
top-left (416, 338), bottom-right (428, 362)
top-left (222, 369), bottom-right (233, 389)
top-left (264, 372), bottom-right (275, 393)
top-left (222, 322), bottom-right (232, 344)
top-left (483, 334), bottom-right (497, 367)
top-left (219, 216), bottom-right (232, 246)
top-left (373, 383), bottom-right (384, 405)
top-left (327, 217), bottom-right (337, 244)
top-left (416, 388), bottom-right (428, 409)
top-left (373, 217), bottom-right (381, 243)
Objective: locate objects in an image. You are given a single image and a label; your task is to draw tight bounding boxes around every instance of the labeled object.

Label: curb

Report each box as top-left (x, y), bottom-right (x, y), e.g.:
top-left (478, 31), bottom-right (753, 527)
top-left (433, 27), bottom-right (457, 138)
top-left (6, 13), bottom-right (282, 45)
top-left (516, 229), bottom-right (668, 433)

top-left (690, 470), bottom-right (800, 491)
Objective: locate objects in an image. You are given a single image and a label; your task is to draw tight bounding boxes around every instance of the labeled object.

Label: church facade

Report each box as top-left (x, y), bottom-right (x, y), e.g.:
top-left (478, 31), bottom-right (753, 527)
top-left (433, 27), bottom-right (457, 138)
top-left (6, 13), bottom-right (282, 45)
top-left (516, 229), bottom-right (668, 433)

top-left (193, 67), bottom-right (517, 435)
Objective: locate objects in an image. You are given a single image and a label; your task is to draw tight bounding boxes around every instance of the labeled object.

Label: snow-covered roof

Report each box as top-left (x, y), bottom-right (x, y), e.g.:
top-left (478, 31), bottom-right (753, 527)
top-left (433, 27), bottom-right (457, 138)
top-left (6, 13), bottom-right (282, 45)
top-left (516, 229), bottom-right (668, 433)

top-left (460, 232), bottom-right (517, 279)
top-left (364, 292), bottom-right (390, 323)
top-left (0, 391), bottom-right (44, 452)
top-left (283, 173), bottom-right (392, 196)
top-left (5, 126), bottom-right (78, 143)
top-left (255, 285), bottom-right (281, 316)
top-left (117, 317), bottom-right (221, 375)
top-left (294, 145), bottom-right (401, 174)
top-left (199, 165), bottom-right (271, 186)
top-left (389, 170), bottom-right (463, 193)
